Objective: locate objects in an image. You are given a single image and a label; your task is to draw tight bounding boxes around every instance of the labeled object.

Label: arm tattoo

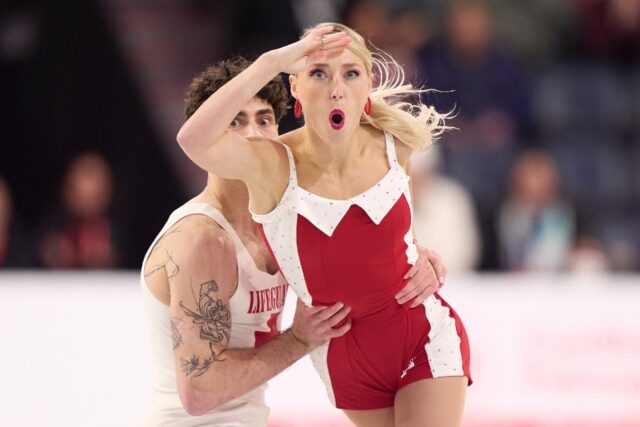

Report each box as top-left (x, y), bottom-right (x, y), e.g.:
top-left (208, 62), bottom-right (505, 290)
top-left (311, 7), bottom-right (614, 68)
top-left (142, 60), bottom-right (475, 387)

top-left (171, 319), bottom-right (183, 350)
top-left (145, 223), bottom-right (183, 279)
top-left (164, 224), bottom-right (183, 237)
top-left (179, 280), bottom-right (231, 378)
top-left (181, 354), bottom-right (218, 378)
top-left (145, 249), bottom-right (180, 281)
top-left (149, 224), bottom-right (182, 259)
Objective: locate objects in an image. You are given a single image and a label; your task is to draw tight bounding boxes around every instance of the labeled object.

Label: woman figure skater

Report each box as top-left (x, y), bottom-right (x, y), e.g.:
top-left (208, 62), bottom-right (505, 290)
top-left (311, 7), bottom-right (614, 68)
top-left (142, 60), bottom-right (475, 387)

top-left (177, 23), bottom-right (470, 427)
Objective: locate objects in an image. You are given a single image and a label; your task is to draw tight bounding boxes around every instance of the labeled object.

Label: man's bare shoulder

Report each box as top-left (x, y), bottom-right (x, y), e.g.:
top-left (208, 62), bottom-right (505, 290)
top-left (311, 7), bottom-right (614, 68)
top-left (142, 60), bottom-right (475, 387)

top-left (148, 213), bottom-right (236, 266)
top-left (161, 212), bottom-right (238, 299)
top-left (170, 213), bottom-right (235, 255)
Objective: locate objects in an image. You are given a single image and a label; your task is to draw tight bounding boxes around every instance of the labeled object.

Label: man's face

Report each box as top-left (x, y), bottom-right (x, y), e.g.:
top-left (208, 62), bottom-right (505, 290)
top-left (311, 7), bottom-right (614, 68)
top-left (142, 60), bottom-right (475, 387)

top-left (228, 97), bottom-right (278, 139)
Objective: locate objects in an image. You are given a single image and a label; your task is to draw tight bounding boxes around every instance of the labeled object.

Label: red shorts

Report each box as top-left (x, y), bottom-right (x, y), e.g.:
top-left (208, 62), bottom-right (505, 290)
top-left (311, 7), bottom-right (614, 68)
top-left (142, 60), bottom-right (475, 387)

top-left (310, 294), bottom-right (471, 410)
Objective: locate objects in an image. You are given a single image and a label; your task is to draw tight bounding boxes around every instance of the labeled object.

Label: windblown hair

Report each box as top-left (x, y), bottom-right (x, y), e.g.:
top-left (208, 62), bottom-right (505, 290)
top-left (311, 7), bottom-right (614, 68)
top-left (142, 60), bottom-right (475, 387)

top-left (184, 56), bottom-right (289, 122)
top-left (302, 23), bottom-right (451, 150)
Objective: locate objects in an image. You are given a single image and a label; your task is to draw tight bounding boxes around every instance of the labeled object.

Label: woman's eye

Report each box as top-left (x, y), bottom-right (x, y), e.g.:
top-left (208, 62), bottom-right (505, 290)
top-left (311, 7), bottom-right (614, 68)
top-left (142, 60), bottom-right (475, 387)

top-left (310, 69), bottom-right (326, 79)
top-left (345, 70), bottom-right (360, 79)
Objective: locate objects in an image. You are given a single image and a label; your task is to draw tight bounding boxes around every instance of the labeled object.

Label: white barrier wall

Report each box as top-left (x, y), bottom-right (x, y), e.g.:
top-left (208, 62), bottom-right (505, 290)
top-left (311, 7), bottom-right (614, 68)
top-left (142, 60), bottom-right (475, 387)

top-left (1, 272), bottom-right (639, 426)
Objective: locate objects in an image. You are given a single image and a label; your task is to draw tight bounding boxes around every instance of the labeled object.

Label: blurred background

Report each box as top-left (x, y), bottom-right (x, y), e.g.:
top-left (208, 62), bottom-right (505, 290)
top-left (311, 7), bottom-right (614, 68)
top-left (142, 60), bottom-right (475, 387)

top-left (1, 0), bottom-right (639, 426)
top-left (1, 0), bottom-right (640, 272)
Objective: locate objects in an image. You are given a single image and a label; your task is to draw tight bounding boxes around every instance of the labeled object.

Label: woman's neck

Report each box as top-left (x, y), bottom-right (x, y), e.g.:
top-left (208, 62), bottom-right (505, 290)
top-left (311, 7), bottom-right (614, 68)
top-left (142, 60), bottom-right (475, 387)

top-left (298, 125), bottom-right (367, 175)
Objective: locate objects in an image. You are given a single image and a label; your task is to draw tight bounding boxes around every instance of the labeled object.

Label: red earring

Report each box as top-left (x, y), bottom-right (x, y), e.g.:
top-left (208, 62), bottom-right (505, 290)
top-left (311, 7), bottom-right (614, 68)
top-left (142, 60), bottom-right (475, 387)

top-left (364, 97), bottom-right (372, 115)
top-left (294, 99), bottom-right (303, 119)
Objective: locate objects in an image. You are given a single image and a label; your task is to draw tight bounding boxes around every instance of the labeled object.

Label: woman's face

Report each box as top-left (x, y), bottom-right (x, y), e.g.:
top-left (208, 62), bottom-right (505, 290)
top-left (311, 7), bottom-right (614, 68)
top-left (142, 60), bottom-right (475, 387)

top-left (291, 48), bottom-right (371, 144)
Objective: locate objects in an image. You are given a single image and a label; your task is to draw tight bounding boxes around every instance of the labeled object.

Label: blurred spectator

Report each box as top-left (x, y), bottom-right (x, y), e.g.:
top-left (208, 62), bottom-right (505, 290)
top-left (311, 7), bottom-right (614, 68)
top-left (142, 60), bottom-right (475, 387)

top-left (343, 0), bottom-right (432, 75)
top-left (488, 0), bottom-right (576, 65)
top-left (412, 147), bottom-right (481, 272)
top-left (0, 177), bottom-right (31, 267)
top-left (568, 236), bottom-right (610, 273)
top-left (418, 0), bottom-right (531, 145)
top-left (417, 0), bottom-right (532, 269)
top-left (291, 0), bottom-right (343, 29)
top-left (574, 0), bottom-right (640, 67)
top-left (38, 153), bottom-right (120, 269)
top-left (498, 149), bottom-right (576, 271)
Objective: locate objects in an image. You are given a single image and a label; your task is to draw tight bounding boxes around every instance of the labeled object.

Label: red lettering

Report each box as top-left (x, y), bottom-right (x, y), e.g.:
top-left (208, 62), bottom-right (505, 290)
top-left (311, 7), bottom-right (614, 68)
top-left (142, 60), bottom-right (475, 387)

top-left (247, 291), bottom-right (255, 314)
top-left (247, 284), bottom-right (288, 314)
top-left (260, 290), bottom-right (267, 312)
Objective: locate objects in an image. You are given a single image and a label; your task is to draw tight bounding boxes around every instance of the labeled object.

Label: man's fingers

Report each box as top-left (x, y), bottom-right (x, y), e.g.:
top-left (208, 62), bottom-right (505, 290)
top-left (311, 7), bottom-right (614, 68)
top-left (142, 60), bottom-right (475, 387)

top-left (328, 318), bottom-right (352, 338)
top-left (396, 284), bottom-right (419, 304)
top-left (395, 280), bottom-right (417, 300)
top-left (440, 264), bottom-right (448, 285)
top-left (410, 287), bottom-right (433, 308)
top-left (426, 250), bottom-right (447, 285)
top-left (304, 304), bottom-right (328, 315)
top-left (314, 302), bottom-right (345, 321)
top-left (399, 267), bottom-right (439, 304)
top-left (403, 265), bottom-right (418, 280)
top-left (326, 305), bottom-right (351, 327)
top-left (432, 260), bottom-right (445, 285)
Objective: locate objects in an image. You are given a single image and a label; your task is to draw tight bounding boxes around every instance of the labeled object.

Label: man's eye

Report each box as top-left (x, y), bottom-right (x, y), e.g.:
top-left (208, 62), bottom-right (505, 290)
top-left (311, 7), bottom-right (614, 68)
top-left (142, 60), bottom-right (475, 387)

top-left (229, 119), bottom-right (240, 127)
top-left (259, 117), bottom-right (272, 126)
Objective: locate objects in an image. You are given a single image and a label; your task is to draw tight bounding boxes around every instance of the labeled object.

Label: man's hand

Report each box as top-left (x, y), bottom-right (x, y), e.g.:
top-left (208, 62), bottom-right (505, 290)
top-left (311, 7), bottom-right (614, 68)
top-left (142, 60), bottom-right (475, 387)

top-left (396, 247), bottom-right (448, 308)
top-left (289, 299), bottom-right (351, 349)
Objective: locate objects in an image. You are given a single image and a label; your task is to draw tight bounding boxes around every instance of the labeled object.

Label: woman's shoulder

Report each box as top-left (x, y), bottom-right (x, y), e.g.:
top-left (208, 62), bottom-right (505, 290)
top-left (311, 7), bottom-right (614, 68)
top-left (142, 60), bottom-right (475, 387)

top-left (360, 125), bottom-right (412, 166)
top-left (393, 137), bottom-right (413, 166)
top-left (375, 127), bottom-right (412, 167)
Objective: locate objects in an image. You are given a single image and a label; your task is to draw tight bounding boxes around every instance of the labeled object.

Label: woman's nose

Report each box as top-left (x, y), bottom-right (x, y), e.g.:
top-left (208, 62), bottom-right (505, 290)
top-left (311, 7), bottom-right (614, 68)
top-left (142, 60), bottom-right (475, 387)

top-left (331, 81), bottom-right (344, 100)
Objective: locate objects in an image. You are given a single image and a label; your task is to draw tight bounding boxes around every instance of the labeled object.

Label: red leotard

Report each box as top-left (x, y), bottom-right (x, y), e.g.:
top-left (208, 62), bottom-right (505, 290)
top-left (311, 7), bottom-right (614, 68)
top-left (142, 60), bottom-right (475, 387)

top-left (252, 132), bottom-right (470, 409)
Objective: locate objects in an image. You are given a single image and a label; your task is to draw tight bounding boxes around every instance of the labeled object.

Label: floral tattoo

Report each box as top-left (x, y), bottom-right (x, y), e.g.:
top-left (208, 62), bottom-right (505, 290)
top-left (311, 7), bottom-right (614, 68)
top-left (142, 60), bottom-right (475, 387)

top-left (179, 280), bottom-right (231, 378)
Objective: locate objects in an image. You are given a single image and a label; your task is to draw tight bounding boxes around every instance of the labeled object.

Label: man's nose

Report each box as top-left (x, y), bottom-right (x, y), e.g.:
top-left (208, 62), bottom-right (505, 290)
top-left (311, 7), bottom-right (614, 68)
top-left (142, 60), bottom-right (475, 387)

top-left (246, 122), bottom-right (261, 138)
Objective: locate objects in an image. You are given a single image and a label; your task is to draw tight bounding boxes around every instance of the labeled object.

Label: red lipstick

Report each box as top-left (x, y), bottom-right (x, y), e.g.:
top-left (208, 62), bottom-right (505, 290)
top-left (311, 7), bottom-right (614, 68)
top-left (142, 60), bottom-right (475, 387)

top-left (329, 109), bottom-right (345, 130)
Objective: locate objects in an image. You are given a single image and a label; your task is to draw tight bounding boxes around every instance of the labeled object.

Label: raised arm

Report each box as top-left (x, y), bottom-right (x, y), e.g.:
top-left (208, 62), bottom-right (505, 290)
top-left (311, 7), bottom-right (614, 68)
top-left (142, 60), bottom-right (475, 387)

top-left (176, 26), bottom-right (351, 182)
top-left (145, 216), bottom-right (351, 416)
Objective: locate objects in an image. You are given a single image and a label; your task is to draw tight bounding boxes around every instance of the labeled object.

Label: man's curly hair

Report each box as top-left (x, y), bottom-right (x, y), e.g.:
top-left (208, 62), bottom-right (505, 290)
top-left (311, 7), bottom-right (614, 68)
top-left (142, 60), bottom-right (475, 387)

top-left (184, 56), bottom-right (289, 122)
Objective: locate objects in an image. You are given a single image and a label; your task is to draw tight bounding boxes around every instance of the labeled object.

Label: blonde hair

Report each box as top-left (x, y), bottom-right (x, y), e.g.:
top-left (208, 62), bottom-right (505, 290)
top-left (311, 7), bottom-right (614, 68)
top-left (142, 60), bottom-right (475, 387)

top-left (302, 22), bottom-right (451, 151)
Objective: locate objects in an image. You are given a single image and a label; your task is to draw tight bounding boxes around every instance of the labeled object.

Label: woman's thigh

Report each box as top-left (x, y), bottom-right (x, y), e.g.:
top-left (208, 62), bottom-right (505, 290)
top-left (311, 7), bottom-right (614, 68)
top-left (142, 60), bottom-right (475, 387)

top-left (394, 376), bottom-right (468, 427)
top-left (343, 407), bottom-right (395, 427)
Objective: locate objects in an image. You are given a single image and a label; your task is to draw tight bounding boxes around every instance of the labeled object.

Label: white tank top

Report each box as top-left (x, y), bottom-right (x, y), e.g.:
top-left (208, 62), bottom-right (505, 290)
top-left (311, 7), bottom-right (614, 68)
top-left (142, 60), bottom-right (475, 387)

top-left (140, 202), bottom-right (287, 426)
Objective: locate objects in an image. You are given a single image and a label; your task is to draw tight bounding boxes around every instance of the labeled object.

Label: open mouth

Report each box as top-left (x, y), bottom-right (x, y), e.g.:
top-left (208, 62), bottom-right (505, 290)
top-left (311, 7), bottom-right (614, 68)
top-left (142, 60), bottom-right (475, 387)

top-left (329, 109), bottom-right (345, 130)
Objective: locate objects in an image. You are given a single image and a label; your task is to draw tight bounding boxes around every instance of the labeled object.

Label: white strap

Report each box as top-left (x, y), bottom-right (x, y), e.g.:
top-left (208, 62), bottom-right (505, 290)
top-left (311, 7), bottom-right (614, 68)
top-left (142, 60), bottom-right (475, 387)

top-left (384, 131), bottom-right (400, 169)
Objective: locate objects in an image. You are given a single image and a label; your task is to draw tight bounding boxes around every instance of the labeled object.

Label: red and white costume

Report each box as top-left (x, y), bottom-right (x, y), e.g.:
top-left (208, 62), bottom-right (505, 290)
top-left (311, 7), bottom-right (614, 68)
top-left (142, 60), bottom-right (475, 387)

top-left (252, 132), bottom-right (471, 409)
